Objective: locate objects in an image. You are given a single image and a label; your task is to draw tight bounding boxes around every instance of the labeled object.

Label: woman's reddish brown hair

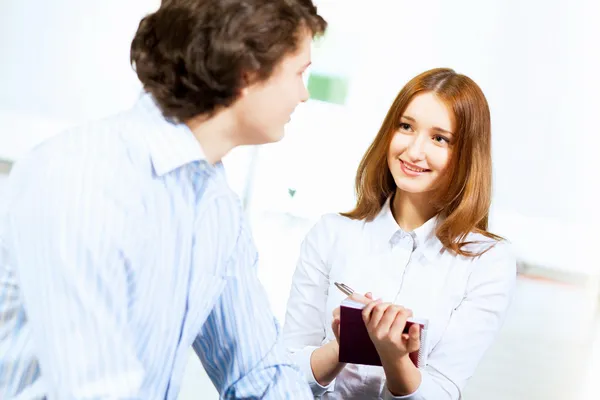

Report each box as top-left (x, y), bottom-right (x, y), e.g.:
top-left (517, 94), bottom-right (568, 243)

top-left (342, 68), bottom-right (502, 257)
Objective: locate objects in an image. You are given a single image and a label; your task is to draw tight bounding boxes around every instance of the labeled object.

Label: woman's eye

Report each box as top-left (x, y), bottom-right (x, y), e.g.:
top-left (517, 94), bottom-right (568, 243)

top-left (399, 123), bottom-right (412, 131)
top-left (434, 135), bottom-right (450, 144)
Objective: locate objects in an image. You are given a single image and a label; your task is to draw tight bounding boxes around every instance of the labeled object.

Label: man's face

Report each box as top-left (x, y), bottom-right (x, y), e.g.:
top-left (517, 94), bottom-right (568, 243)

top-left (233, 29), bottom-right (312, 145)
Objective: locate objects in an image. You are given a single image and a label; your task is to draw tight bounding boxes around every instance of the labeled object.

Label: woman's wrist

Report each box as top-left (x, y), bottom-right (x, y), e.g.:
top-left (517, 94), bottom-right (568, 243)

top-left (381, 354), bottom-right (422, 396)
top-left (310, 340), bottom-right (346, 386)
top-left (328, 339), bottom-right (340, 359)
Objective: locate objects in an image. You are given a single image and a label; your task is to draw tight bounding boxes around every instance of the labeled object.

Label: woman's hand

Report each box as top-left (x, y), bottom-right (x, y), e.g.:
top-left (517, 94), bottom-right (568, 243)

top-left (311, 291), bottom-right (374, 387)
top-left (361, 301), bottom-right (421, 361)
top-left (331, 292), bottom-right (373, 344)
top-left (361, 301), bottom-right (423, 395)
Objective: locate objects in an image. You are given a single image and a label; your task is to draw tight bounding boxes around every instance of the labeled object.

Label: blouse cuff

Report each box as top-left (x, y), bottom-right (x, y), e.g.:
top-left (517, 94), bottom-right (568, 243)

top-left (291, 346), bottom-right (336, 396)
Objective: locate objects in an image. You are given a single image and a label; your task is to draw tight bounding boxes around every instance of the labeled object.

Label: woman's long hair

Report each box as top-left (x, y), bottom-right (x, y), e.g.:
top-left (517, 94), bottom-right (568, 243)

top-left (342, 68), bottom-right (501, 257)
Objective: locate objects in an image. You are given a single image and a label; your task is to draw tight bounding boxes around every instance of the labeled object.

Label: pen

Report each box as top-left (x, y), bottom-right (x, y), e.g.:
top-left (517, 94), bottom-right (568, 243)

top-left (334, 282), bottom-right (354, 297)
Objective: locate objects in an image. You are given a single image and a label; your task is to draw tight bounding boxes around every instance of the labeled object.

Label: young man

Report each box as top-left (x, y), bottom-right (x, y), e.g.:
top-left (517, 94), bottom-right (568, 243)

top-left (0, 0), bottom-right (326, 398)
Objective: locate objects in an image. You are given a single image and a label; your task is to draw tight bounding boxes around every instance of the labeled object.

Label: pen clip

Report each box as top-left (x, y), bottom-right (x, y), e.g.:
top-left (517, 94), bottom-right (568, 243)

top-left (334, 282), bottom-right (354, 297)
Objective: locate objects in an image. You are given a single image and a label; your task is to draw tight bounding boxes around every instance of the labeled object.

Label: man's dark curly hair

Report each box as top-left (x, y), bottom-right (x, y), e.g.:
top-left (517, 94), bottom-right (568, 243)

top-left (130, 0), bottom-right (327, 122)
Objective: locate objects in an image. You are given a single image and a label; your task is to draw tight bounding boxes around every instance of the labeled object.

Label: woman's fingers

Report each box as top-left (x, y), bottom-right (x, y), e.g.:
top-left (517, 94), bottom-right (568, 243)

top-left (361, 299), bottom-right (383, 325)
top-left (375, 305), bottom-right (404, 335)
top-left (364, 301), bottom-right (391, 330)
top-left (406, 323), bottom-right (421, 353)
top-left (332, 306), bottom-right (340, 320)
top-left (388, 307), bottom-right (410, 337)
top-left (388, 307), bottom-right (415, 344)
top-left (331, 306), bottom-right (342, 342)
top-left (332, 317), bottom-right (341, 337)
top-left (349, 292), bottom-right (372, 305)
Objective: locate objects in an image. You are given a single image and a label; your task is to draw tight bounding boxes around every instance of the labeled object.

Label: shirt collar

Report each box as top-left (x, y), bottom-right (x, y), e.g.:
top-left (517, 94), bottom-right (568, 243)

top-left (371, 197), bottom-right (444, 261)
top-left (134, 92), bottom-right (207, 176)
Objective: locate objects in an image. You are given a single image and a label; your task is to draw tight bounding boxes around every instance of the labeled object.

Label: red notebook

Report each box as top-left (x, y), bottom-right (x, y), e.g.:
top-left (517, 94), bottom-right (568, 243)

top-left (338, 299), bottom-right (429, 367)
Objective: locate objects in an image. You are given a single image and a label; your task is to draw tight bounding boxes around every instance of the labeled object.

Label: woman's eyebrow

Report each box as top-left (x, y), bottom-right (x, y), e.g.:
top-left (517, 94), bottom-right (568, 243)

top-left (402, 115), bottom-right (454, 135)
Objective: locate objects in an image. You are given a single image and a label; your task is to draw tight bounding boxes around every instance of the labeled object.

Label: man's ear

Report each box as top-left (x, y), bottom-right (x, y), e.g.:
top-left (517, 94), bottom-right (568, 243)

top-left (239, 85), bottom-right (250, 98)
top-left (240, 70), bottom-right (261, 97)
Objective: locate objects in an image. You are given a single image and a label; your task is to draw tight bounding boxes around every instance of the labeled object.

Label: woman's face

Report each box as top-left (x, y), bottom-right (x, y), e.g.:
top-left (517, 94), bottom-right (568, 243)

top-left (387, 92), bottom-right (455, 195)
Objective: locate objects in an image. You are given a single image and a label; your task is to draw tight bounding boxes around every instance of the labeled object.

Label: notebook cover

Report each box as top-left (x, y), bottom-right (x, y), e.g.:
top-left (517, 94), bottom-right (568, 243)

top-left (338, 301), bottom-right (427, 367)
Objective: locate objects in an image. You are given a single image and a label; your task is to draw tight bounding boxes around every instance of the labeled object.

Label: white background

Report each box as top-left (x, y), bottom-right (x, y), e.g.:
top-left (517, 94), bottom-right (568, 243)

top-left (1, 1), bottom-right (599, 398)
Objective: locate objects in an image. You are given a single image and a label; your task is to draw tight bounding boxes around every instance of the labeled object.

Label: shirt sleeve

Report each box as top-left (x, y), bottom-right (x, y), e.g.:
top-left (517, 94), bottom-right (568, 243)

top-left (192, 196), bottom-right (313, 399)
top-left (7, 153), bottom-right (147, 399)
top-left (282, 214), bottom-right (338, 396)
top-left (385, 242), bottom-right (517, 400)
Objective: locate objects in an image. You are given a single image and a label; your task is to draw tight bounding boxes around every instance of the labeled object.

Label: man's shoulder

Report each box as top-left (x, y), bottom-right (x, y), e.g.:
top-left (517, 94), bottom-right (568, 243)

top-left (199, 174), bottom-right (244, 232)
top-left (5, 111), bottom-right (156, 223)
top-left (12, 111), bottom-right (152, 185)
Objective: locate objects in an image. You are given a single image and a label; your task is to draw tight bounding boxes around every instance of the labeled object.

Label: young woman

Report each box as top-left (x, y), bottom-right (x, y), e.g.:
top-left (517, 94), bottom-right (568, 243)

top-left (283, 68), bottom-right (516, 399)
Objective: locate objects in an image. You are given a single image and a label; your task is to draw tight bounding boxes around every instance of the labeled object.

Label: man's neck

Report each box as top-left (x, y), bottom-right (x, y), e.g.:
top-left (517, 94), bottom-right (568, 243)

top-left (391, 189), bottom-right (437, 232)
top-left (185, 108), bottom-right (238, 165)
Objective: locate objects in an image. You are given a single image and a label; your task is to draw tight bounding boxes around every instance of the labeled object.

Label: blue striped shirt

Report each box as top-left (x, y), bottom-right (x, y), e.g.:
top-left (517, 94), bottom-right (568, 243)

top-left (0, 94), bottom-right (312, 399)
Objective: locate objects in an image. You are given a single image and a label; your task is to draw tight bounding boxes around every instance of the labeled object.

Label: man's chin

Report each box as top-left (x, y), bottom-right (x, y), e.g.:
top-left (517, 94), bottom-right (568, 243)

top-left (268, 128), bottom-right (286, 144)
top-left (247, 128), bottom-right (286, 146)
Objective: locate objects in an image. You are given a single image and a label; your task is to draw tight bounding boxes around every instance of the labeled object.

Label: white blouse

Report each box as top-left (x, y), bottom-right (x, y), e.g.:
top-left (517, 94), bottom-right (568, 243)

top-left (282, 199), bottom-right (517, 399)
